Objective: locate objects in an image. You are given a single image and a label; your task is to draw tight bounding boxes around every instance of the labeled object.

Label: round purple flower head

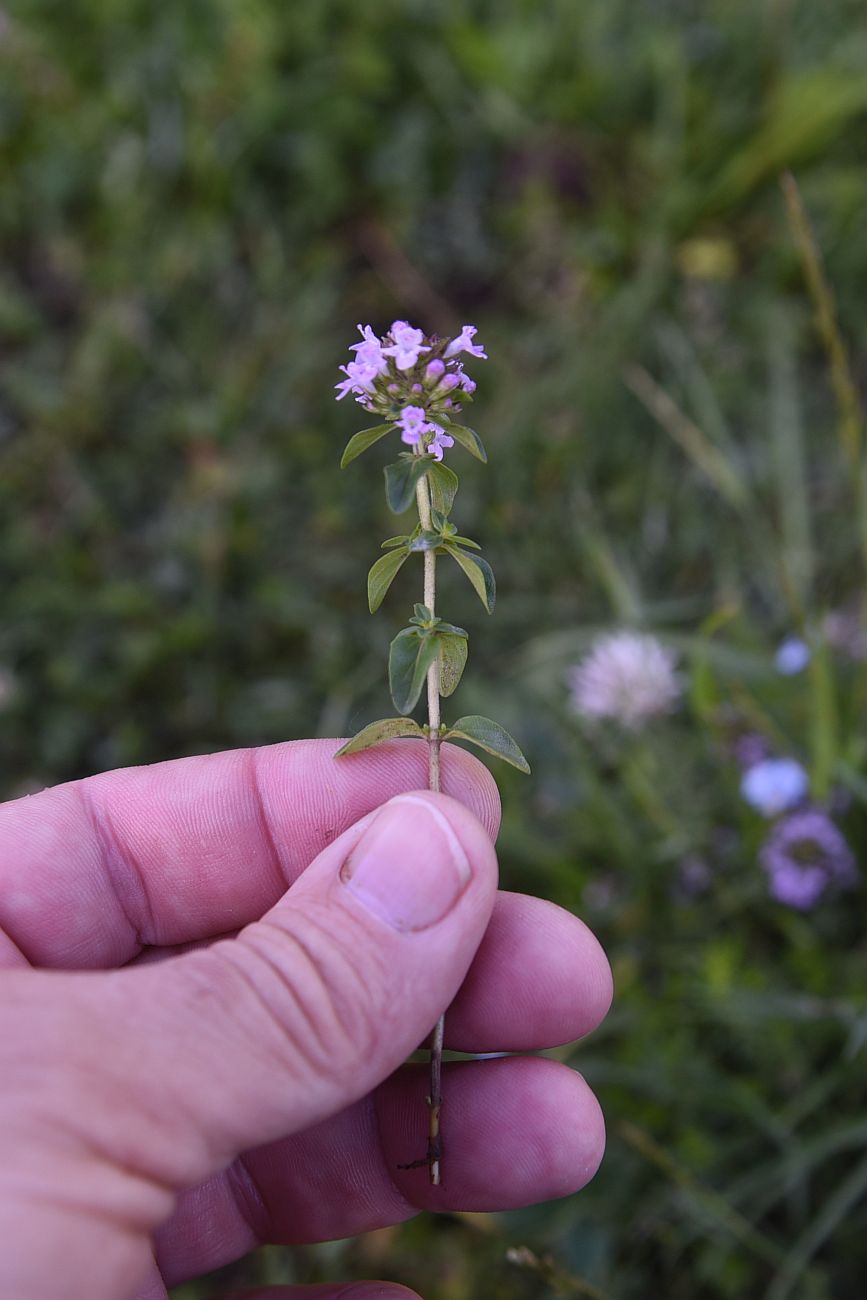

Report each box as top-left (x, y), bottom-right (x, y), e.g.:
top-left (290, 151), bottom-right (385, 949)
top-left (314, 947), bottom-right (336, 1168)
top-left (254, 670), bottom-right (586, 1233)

top-left (775, 636), bottom-right (811, 675)
top-left (740, 758), bottom-right (808, 817)
top-left (334, 320), bottom-right (486, 463)
top-left (760, 809), bottom-right (857, 910)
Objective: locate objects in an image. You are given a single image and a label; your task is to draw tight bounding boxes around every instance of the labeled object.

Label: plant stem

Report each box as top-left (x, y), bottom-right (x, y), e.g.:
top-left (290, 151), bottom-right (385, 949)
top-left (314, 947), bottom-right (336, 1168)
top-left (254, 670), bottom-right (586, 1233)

top-left (414, 467), bottom-right (444, 1184)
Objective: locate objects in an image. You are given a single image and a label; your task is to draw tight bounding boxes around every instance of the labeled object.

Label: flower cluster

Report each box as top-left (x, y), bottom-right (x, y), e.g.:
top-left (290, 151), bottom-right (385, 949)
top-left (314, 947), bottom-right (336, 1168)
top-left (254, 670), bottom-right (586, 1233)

top-left (567, 631), bottom-right (681, 730)
top-left (760, 809), bottom-right (856, 910)
top-left (335, 320), bottom-right (485, 461)
top-left (735, 740), bottom-right (857, 909)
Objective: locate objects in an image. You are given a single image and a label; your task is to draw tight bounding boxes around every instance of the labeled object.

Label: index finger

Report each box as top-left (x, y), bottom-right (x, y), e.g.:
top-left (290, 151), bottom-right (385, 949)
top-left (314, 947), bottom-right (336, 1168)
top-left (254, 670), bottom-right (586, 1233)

top-left (0, 739), bottom-right (500, 969)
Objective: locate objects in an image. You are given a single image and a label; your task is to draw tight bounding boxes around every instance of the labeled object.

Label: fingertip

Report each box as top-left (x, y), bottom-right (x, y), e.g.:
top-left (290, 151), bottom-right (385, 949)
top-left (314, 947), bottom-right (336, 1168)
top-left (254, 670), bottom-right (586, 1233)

top-left (386, 788), bottom-right (499, 903)
top-left (380, 1057), bottom-right (606, 1211)
top-left (439, 742), bottom-right (502, 842)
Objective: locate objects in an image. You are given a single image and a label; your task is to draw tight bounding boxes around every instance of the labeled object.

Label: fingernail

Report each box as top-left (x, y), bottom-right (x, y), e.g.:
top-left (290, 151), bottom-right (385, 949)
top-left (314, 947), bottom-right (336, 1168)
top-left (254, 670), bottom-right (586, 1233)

top-left (340, 795), bottom-right (471, 931)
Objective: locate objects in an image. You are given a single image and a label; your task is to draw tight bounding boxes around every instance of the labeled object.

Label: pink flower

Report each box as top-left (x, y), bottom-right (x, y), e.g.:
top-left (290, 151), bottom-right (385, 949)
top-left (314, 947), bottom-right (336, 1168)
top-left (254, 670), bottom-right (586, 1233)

top-left (382, 320), bottom-right (430, 370)
top-left (425, 424), bottom-right (455, 462)
top-left (396, 405), bottom-right (428, 446)
top-left (445, 324), bottom-right (487, 360)
top-left (568, 632), bottom-right (681, 729)
top-left (349, 324), bottom-right (388, 377)
top-left (334, 359), bottom-right (379, 402)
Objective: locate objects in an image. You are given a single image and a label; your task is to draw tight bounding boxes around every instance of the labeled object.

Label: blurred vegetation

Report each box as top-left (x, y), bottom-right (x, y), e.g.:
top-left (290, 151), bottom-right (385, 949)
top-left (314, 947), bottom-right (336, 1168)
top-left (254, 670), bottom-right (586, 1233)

top-left (2, 1), bottom-right (867, 1296)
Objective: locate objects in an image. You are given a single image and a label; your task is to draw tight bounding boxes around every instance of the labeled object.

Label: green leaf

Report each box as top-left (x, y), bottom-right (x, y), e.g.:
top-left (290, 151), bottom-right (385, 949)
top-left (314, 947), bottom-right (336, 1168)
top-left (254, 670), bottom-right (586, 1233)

top-left (446, 424), bottom-right (487, 463)
top-left (389, 628), bottom-right (440, 715)
top-left (451, 534), bottom-right (481, 550)
top-left (384, 458), bottom-right (430, 513)
top-left (438, 632), bottom-right (468, 697)
top-left (410, 530), bottom-right (442, 552)
top-left (381, 534), bottom-right (410, 549)
top-left (367, 547), bottom-right (409, 613)
top-left (334, 717), bottom-right (425, 757)
top-left (446, 545), bottom-right (496, 613)
top-left (443, 715), bottom-right (530, 773)
top-left (340, 424), bottom-right (394, 468)
top-left (428, 461), bottom-right (459, 515)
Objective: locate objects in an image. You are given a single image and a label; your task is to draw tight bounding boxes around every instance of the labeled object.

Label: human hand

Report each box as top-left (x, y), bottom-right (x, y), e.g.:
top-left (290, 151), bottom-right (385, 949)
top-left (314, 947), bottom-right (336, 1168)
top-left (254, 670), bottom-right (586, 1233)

top-left (0, 740), bottom-right (611, 1300)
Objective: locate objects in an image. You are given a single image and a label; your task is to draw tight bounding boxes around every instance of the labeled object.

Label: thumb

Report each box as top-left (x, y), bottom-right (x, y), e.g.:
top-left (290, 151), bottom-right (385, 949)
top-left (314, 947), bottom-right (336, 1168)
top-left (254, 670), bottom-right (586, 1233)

top-left (6, 791), bottom-right (498, 1193)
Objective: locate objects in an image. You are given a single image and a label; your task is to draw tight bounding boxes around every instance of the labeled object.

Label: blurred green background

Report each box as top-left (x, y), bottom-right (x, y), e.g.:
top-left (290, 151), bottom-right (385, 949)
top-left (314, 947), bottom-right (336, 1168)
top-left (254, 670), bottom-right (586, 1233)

top-left (2, 1), bottom-right (867, 1296)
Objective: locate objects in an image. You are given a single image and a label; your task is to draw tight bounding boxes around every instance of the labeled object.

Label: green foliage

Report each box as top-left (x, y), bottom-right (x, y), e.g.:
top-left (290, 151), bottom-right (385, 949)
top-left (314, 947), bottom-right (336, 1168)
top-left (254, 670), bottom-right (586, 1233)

top-left (427, 461), bottom-right (459, 516)
top-left (443, 422), bottom-right (488, 463)
top-left (388, 626), bottom-right (441, 715)
top-left (437, 632), bottom-right (469, 697)
top-left (384, 457), bottom-right (431, 513)
top-left (366, 547), bottom-right (409, 613)
top-left (445, 544), bottom-right (496, 613)
top-left (339, 423), bottom-right (395, 468)
top-left (334, 717), bottom-right (424, 756)
top-left (444, 715), bottom-right (530, 772)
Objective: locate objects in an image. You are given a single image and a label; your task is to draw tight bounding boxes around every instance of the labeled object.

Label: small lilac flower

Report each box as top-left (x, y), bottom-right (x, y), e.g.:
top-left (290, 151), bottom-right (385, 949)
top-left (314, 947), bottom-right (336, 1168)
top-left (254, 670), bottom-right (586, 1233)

top-left (457, 371), bottom-right (477, 394)
top-left (740, 758), bottom-right (808, 817)
top-left (382, 320), bottom-right (430, 370)
top-left (760, 809), bottom-right (856, 909)
top-left (425, 359), bottom-right (446, 382)
top-left (775, 637), bottom-right (811, 675)
top-left (349, 324), bottom-right (388, 376)
top-left (334, 359), bottom-right (379, 402)
top-left (445, 324), bottom-right (487, 360)
top-left (567, 631), bottom-right (681, 729)
top-left (425, 424), bottom-right (455, 462)
top-left (396, 405), bottom-right (428, 446)
top-left (768, 862), bottom-right (828, 910)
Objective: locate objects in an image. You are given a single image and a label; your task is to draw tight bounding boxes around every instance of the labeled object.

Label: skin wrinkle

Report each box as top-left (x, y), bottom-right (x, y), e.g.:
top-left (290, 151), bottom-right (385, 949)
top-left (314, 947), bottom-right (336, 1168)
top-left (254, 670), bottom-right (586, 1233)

top-left (248, 747), bottom-right (292, 890)
top-left (74, 781), bottom-right (151, 953)
top-left (232, 911), bottom-right (386, 1087)
top-left (226, 1151), bottom-right (274, 1253)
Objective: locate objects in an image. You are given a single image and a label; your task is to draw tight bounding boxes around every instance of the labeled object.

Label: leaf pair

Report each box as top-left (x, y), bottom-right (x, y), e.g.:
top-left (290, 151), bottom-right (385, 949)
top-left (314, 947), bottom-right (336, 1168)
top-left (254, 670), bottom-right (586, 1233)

top-left (367, 535), bottom-right (495, 615)
top-left (335, 712), bottom-right (529, 772)
top-left (389, 622), bottom-right (469, 714)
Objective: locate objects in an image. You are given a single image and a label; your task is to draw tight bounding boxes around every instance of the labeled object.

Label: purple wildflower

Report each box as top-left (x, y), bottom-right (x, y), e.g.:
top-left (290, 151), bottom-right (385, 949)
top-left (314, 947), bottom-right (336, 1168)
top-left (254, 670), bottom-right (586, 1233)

top-left (397, 405), bottom-right (428, 447)
top-left (335, 359), bottom-right (379, 403)
top-left (740, 758), bottom-right (808, 817)
top-left (445, 324), bottom-right (487, 360)
top-left (760, 809), bottom-right (857, 909)
top-left (349, 324), bottom-right (388, 375)
top-left (382, 320), bottom-right (430, 370)
top-left (336, 320), bottom-right (484, 461)
top-left (426, 424), bottom-right (455, 462)
top-left (567, 631), bottom-right (681, 729)
top-left (775, 637), bottom-right (811, 675)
